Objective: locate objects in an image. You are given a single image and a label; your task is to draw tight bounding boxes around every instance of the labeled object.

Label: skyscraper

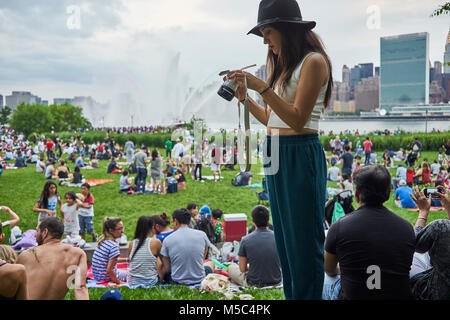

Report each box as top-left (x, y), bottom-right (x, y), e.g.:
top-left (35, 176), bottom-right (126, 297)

top-left (342, 65), bottom-right (350, 85)
top-left (380, 32), bottom-right (429, 110)
top-left (434, 61), bottom-right (442, 75)
top-left (5, 91), bottom-right (42, 110)
top-left (350, 65), bottom-right (361, 92)
top-left (355, 76), bottom-right (379, 111)
top-left (444, 28), bottom-right (450, 73)
top-left (359, 63), bottom-right (374, 79)
top-left (0, 95), bottom-right (3, 109)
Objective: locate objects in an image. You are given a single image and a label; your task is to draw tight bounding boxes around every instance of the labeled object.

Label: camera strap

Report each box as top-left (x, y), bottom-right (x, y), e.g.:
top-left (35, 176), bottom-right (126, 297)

top-left (237, 97), bottom-right (251, 172)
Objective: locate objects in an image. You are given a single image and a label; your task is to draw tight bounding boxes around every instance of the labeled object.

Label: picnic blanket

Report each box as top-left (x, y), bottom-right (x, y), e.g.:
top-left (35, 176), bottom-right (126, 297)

top-left (85, 179), bottom-right (114, 186)
top-left (407, 206), bottom-right (446, 212)
top-left (241, 183), bottom-right (263, 188)
top-left (201, 176), bottom-right (224, 181)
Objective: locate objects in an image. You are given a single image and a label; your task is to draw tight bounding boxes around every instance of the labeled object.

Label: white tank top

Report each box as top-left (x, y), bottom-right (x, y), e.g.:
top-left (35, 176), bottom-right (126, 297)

top-left (267, 52), bottom-right (329, 131)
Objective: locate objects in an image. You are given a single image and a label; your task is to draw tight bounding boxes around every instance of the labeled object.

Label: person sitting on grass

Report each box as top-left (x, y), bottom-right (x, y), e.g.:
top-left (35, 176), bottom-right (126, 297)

top-left (75, 154), bottom-right (88, 168)
top-left (409, 185), bottom-right (450, 300)
top-left (17, 217), bottom-right (89, 300)
top-left (436, 167), bottom-right (449, 185)
top-left (127, 216), bottom-right (163, 288)
top-left (211, 209), bottom-right (224, 243)
top-left (187, 203), bottom-right (199, 229)
top-left (414, 162), bottom-right (431, 185)
top-left (228, 205), bottom-right (282, 288)
top-left (56, 159), bottom-right (72, 179)
top-left (327, 162), bottom-right (340, 182)
top-left (119, 170), bottom-right (136, 193)
top-left (72, 166), bottom-right (83, 185)
top-left (323, 165), bottom-right (415, 300)
top-left (162, 171), bottom-right (178, 194)
top-left (151, 213), bottom-right (174, 243)
top-left (160, 208), bottom-right (215, 285)
top-left (107, 157), bottom-right (122, 174)
top-left (36, 156), bottom-right (46, 174)
top-left (14, 152), bottom-right (26, 168)
top-left (0, 245), bottom-right (28, 300)
top-left (0, 206), bottom-right (21, 245)
top-left (44, 159), bottom-right (56, 179)
top-left (175, 168), bottom-right (186, 190)
top-left (92, 217), bottom-right (128, 286)
top-left (394, 179), bottom-right (416, 209)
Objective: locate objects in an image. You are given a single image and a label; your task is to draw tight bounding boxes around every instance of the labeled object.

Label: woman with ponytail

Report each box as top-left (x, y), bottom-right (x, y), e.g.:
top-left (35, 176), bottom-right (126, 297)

top-left (92, 217), bottom-right (128, 285)
top-left (127, 216), bottom-right (163, 288)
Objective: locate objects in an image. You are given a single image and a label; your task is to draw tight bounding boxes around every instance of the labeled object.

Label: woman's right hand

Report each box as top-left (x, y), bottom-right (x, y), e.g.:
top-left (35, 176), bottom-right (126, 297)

top-left (223, 72), bottom-right (247, 102)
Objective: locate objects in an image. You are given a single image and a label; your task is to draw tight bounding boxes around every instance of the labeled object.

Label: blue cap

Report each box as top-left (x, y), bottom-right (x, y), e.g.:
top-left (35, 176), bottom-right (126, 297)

top-left (199, 205), bottom-right (211, 215)
top-left (100, 289), bottom-right (123, 300)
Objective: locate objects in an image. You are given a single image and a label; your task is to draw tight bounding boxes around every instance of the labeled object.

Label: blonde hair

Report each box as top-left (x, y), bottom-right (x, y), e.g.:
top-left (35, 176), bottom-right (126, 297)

top-left (98, 217), bottom-right (122, 244)
top-left (0, 245), bottom-right (18, 264)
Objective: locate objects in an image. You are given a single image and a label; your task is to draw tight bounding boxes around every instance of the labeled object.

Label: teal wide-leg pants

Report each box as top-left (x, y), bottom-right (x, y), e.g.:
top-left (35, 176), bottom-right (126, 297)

top-left (264, 134), bottom-right (326, 300)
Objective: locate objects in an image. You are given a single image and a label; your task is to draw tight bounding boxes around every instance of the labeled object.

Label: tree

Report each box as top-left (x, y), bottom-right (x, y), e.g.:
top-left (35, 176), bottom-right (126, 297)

top-left (431, 2), bottom-right (450, 16)
top-left (49, 103), bottom-right (92, 132)
top-left (9, 102), bottom-right (92, 136)
top-left (0, 106), bottom-right (12, 126)
top-left (9, 103), bottom-right (53, 136)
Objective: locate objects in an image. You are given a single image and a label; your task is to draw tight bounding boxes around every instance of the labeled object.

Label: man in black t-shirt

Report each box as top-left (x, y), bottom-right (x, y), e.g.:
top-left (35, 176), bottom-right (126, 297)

top-left (339, 145), bottom-right (354, 177)
top-left (323, 165), bottom-right (415, 300)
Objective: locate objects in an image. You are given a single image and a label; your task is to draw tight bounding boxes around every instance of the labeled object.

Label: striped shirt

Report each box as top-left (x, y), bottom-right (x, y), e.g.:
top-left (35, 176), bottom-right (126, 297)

top-left (128, 238), bottom-right (158, 288)
top-left (92, 240), bottom-right (120, 282)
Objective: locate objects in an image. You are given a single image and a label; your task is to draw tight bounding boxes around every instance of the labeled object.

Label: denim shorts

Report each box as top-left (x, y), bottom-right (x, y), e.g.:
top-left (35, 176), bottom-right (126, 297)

top-left (79, 215), bottom-right (94, 235)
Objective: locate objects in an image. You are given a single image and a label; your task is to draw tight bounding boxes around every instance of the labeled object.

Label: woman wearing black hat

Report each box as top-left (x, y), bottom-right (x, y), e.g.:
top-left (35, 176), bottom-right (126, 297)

top-left (229, 0), bottom-right (333, 300)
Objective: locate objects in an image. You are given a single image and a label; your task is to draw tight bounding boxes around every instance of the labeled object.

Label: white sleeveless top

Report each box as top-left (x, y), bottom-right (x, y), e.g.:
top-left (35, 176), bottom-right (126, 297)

top-left (267, 52), bottom-right (329, 131)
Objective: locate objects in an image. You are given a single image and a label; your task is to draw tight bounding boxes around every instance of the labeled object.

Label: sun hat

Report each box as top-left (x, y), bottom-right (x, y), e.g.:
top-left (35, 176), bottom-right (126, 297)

top-left (199, 205), bottom-right (212, 215)
top-left (399, 179), bottom-right (407, 186)
top-left (247, 0), bottom-right (316, 37)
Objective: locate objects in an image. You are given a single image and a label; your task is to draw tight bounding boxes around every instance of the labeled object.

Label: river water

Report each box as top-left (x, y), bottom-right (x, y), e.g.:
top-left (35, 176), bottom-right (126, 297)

top-left (209, 119), bottom-right (449, 134)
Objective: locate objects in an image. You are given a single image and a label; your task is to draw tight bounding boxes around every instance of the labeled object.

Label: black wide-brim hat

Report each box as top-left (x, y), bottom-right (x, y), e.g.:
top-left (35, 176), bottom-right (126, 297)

top-left (247, 0), bottom-right (316, 37)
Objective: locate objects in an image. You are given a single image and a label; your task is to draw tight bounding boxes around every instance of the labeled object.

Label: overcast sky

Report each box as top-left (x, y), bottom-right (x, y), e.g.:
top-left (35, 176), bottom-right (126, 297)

top-left (0, 0), bottom-right (448, 125)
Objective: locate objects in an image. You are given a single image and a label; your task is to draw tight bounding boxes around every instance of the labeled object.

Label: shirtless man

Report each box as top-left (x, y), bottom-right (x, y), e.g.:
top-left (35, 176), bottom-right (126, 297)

top-left (17, 217), bottom-right (89, 300)
top-left (0, 218), bottom-right (28, 300)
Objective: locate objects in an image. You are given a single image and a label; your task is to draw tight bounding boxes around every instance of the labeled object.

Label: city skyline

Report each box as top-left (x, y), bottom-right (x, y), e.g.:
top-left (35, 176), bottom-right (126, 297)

top-left (0, 0), bottom-right (449, 125)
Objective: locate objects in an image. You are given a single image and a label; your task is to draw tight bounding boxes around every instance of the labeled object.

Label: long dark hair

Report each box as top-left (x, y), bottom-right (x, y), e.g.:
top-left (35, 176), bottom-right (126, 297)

top-left (131, 216), bottom-right (154, 260)
top-left (265, 23), bottom-right (333, 109)
top-left (39, 181), bottom-right (58, 209)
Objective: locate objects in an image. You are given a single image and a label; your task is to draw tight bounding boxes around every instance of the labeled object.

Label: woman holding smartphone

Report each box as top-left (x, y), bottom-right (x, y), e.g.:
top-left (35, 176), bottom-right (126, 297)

top-left (228, 0), bottom-right (333, 299)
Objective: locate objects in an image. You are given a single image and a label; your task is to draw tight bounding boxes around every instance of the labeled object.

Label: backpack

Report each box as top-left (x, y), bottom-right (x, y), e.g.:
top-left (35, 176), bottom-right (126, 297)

top-left (325, 190), bottom-right (354, 226)
top-left (195, 215), bottom-right (216, 244)
top-left (167, 180), bottom-right (178, 193)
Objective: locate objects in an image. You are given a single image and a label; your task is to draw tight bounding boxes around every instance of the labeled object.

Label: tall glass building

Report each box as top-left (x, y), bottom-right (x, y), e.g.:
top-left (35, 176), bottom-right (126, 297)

top-left (380, 32), bottom-right (429, 110)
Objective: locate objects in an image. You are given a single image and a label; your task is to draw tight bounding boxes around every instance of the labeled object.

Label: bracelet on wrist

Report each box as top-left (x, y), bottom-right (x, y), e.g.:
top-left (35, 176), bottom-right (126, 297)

top-left (417, 216), bottom-right (427, 221)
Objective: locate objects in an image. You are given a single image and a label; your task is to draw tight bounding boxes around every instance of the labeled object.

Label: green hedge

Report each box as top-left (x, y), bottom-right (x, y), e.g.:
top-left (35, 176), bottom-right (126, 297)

top-left (319, 132), bottom-right (450, 152)
top-left (29, 131), bottom-right (175, 149)
top-left (30, 131), bottom-right (449, 152)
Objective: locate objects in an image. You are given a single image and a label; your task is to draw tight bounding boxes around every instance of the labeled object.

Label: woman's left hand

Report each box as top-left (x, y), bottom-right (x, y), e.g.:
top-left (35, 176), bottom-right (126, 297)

top-left (228, 70), bottom-right (267, 93)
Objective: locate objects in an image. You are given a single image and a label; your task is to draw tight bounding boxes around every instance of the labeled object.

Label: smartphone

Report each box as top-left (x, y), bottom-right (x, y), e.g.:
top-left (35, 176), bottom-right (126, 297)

top-left (424, 188), bottom-right (441, 199)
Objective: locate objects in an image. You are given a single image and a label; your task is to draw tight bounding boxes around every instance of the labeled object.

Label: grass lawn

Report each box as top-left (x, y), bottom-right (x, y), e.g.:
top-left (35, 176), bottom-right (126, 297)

top-left (0, 148), bottom-right (447, 300)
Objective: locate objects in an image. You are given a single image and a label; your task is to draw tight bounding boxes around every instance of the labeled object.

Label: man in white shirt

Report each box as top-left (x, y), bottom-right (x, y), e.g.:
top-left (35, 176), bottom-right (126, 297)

top-left (36, 156), bottom-right (46, 173)
top-left (430, 160), bottom-right (441, 176)
top-left (327, 162), bottom-right (340, 182)
top-left (172, 139), bottom-right (185, 165)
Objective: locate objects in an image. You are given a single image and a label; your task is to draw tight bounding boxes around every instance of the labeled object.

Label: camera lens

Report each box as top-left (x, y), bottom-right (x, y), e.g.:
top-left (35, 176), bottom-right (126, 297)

top-left (217, 85), bottom-right (235, 101)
